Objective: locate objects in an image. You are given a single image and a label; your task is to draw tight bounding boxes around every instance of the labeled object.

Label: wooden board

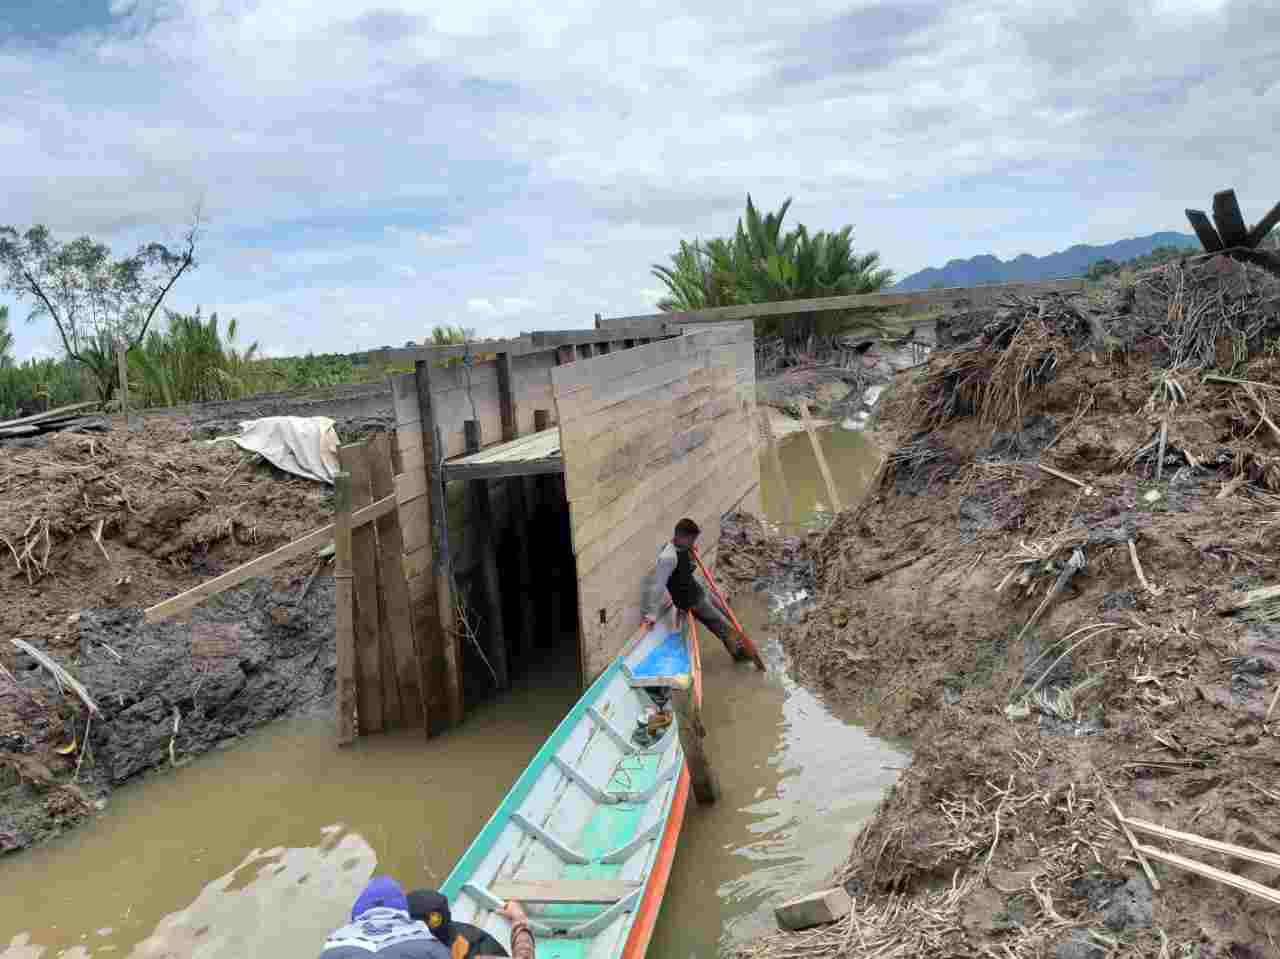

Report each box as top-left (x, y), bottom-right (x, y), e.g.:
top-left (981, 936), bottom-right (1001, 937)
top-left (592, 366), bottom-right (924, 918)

top-left (334, 473), bottom-right (356, 745)
top-left (369, 433), bottom-right (427, 732)
top-left (340, 443), bottom-right (389, 731)
top-left (144, 495), bottom-right (395, 623)
top-left (1247, 200), bottom-right (1280, 249)
top-left (1185, 209), bottom-right (1224, 252)
top-left (487, 880), bottom-right (642, 904)
top-left (1213, 189), bottom-right (1249, 248)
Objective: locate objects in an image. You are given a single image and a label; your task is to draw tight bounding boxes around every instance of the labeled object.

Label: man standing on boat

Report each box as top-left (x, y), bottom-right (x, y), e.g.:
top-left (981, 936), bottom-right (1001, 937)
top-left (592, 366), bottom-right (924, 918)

top-left (642, 517), bottom-right (750, 661)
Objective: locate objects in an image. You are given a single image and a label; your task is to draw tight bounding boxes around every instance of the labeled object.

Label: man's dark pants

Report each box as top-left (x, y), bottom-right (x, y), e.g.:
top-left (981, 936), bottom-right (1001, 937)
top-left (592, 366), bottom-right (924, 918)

top-left (681, 592), bottom-right (740, 656)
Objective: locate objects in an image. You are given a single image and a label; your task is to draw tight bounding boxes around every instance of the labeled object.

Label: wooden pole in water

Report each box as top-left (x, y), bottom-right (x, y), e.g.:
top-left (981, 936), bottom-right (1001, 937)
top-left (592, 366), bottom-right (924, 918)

top-left (334, 470), bottom-right (357, 745)
top-left (757, 410), bottom-right (795, 530)
top-left (671, 675), bottom-right (718, 804)
top-left (797, 401), bottom-right (842, 512)
top-left (465, 420), bottom-right (510, 690)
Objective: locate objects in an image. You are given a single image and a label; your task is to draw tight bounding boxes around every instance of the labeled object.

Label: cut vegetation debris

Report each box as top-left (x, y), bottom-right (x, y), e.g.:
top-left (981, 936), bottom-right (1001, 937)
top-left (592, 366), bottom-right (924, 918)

top-left (737, 251), bottom-right (1280, 959)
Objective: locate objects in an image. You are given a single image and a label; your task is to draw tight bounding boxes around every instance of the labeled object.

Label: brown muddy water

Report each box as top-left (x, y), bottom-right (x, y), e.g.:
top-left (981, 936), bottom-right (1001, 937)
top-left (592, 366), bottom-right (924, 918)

top-left (759, 425), bottom-right (882, 529)
top-left (0, 425), bottom-right (902, 959)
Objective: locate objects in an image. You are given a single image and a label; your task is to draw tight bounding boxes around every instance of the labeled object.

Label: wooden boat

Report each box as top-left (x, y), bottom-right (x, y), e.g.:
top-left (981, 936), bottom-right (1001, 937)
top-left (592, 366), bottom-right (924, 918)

top-left (441, 604), bottom-right (701, 958)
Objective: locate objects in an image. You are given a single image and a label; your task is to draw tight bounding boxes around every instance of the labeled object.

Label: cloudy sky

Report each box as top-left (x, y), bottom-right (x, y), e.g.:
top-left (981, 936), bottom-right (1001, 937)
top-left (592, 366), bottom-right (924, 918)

top-left (1, 0), bottom-right (1277, 360)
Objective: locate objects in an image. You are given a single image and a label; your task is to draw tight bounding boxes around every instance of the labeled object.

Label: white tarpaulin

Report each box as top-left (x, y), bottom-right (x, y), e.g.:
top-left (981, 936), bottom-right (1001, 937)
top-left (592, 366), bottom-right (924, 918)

top-left (231, 416), bottom-right (340, 484)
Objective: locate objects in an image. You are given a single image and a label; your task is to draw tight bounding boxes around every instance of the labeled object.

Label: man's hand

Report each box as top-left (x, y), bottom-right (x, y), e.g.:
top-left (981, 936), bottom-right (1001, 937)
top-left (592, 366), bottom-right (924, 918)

top-left (642, 614), bottom-right (656, 629)
top-left (501, 900), bottom-right (528, 924)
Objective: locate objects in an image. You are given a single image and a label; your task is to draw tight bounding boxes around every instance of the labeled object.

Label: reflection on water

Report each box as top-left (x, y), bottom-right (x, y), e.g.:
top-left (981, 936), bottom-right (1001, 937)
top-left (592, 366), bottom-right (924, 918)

top-left (760, 425), bottom-right (882, 529)
top-left (1, 425), bottom-right (903, 959)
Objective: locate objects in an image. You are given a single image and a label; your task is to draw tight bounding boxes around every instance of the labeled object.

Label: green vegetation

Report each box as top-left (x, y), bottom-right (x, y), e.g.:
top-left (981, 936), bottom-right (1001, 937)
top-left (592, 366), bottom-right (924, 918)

top-left (0, 220), bottom-right (198, 402)
top-left (0, 358), bottom-right (92, 420)
top-left (651, 195), bottom-right (893, 350)
top-left (1085, 244), bottom-right (1194, 281)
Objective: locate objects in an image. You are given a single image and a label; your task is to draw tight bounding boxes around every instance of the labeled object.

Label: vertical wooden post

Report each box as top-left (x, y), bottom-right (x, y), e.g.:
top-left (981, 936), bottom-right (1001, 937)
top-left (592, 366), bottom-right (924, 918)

top-left (415, 359), bottom-right (464, 727)
top-left (671, 676), bottom-right (718, 804)
top-left (797, 401), bottom-right (842, 512)
top-left (556, 346), bottom-right (574, 366)
top-left (533, 409), bottom-right (551, 432)
top-left (116, 338), bottom-right (130, 429)
top-left (496, 352), bottom-right (518, 442)
top-left (530, 407), bottom-right (558, 650)
top-left (368, 433), bottom-right (427, 732)
top-left (334, 471), bottom-right (356, 745)
top-left (758, 410), bottom-right (795, 530)
top-left (465, 419), bottom-right (510, 691)
top-left (339, 442), bottom-right (391, 731)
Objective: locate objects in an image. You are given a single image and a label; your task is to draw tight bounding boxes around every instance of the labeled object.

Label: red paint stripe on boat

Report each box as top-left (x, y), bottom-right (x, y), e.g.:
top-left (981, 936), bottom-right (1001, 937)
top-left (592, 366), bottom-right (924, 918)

top-left (620, 763), bottom-right (690, 959)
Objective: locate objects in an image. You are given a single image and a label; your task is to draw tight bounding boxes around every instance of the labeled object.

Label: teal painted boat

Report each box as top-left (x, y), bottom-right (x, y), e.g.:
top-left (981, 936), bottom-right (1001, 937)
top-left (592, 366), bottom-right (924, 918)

top-left (441, 607), bottom-right (699, 958)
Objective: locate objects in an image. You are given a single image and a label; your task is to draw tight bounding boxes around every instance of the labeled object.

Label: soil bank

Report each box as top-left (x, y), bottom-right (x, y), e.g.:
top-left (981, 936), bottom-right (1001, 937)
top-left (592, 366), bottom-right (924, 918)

top-left (737, 256), bottom-right (1280, 959)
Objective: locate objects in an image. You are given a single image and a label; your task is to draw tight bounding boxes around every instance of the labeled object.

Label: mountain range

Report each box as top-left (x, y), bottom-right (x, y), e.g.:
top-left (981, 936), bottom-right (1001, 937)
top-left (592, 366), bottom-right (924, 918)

top-left (893, 231), bottom-right (1200, 291)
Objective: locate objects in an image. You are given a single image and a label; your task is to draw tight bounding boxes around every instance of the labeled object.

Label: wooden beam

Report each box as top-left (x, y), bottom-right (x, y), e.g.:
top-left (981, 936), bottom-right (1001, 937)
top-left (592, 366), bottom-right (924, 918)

top-left (1121, 815), bottom-right (1280, 871)
top-left (144, 495), bottom-right (396, 623)
top-left (465, 420), bottom-right (510, 691)
top-left (1136, 843), bottom-right (1280, 907)
top-left (533, 409), bottom-right (551, 432)
top-left (415, 359), bottom-right (464, 726)
top-left (334, 471), bottom-right (356, 745)
top-left (505, 475), bottom-right (538, 667)
top-left (1186, 209), bottom-right (1224, 252)
top-left (798, 401), bottom-right (841, 511)
top-left (1213, 189), bottom-right (1250, 248)
top-left (442, 458), bottom-right (565, 482)
top-left (496, 351), bottom-right (518, 443)
top-left (597, 278), bottom-right (1089, 331)
top-left (1247, 199), bottom-right (1280, 249)
top-left (0, 401), bottom-right (99, 430)
top-left (369, 433), bottom-right (427, 733)
top-left (340, 443), bottom-right (388, 732)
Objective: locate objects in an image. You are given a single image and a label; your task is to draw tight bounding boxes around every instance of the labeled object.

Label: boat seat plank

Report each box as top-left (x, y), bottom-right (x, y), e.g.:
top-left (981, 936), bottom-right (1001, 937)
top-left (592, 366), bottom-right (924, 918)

top-left (487, 879), bottom-right (641, 904)
top-left (510, 812), bottom-right (589, 864)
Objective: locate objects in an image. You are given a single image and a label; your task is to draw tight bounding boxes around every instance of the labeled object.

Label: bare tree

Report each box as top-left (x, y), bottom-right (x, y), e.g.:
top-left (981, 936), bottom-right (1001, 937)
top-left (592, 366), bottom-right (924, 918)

top-left (0, 213), bottom-right (199, 400)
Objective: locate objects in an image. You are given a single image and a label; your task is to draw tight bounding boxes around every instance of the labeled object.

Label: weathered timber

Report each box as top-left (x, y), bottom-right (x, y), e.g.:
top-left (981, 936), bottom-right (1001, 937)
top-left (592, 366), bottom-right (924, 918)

top-left (774, 887), bottom-right (854, 931)
top-left (798, 401), bottom-right (842, 511)
top-left (465, 420), bottom-right (510, 691)
top-left (504, 475), bottom-right (537, 665)
top-left (496, 351), bottom-right (518, 443)
top-left (334, 471), bottom-right (356, 745)
top-left (340, 443), bottom-right (390, 730)
top-left (415, 359), bottom-right (464, 726)
top-left (758, 410), bottom-right (794, 530)
top-left (369, 433), bottom-right (426, 732)
top-left (1212, 189), bottom-right (1250, 248)
top-left (1247, 199), bottom-right (1280, 249)
top-left (1186, 209), bottom-right (1224, 252)
top-left (671, 675), bottom-right (718, 804)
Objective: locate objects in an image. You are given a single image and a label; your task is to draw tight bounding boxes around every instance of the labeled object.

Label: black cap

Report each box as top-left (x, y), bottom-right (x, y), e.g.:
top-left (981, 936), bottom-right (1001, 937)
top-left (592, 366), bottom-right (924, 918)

top-left (406, 889), bottom-right (453, 942)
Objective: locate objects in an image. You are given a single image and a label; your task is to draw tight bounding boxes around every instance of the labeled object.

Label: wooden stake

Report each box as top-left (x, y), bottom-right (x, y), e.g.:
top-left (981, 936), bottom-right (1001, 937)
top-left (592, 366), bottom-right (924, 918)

top-left (340, 442), bottom-right (389, 731)
top-left (465, 419), bottom-right (510, 691)
top-left (671, 675), bottom-right (718, 804)
top-left (1136, 842), bottom-right (1280, 907)
top-left (1037, 463), bottom-right (1090, 490)
top-left (496, 351), bottom-right (519, 442)
top-left (1123, 815), bottom-right (1280, 871)
top-left (757, 410), bottom-right (795, 530)
top-left (415, 360), bottom-right (464, 727)
top-left (1155, 414), bottom-right (1169, 482)
top-left (1185, 210), bottom-right (1223, 252)
top-left (797, 401), bottom-right (842, 512)
top-left (334, 471), bottom-right (356, 745)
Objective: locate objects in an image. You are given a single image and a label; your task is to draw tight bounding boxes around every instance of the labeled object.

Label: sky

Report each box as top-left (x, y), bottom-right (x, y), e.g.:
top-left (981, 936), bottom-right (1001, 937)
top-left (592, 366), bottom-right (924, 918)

top-left (1, 0), bottom-right (1278, 360)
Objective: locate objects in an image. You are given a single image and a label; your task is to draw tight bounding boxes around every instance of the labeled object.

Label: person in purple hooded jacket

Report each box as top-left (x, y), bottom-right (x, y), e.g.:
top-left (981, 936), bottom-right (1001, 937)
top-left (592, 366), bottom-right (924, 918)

top-left (320, 876), bottom-right (449, 958)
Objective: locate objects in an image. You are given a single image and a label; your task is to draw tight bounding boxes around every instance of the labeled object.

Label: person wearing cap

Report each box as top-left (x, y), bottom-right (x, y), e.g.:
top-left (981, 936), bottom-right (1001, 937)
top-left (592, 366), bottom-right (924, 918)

top-left (641, 517), bottom-right (748, 661)
top-left (407, 889), bottom-right (533, 958)
top-left (319, 876), bottom-right (449, 958)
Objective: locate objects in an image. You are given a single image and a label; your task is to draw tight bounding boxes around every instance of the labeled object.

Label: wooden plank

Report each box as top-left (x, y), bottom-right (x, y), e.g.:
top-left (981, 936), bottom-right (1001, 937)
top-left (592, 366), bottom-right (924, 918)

top-left (798, 401), bottom-right (842, 511)
top-left (505, 476), bottom-right (537, 665)
top-left (340, 443), bottom-right (389, 731)
top-left (442, 459), bottom-right (565, 482)
top-left (143, 495), bottom-right (396, 623)
top-left (415, 360), bottom-right (464, 727)
top-left (758, 411), bottom-right (795, 530)
top-left (551, 334), bottom-right (702, 400)
top-left (597, 278), bottom-right (1090, 331)
top-left (369, 433), bottom-right (426, 733)
top-left (496, 352), bottom-right (518, 442)
top-left (486, 880), bottom-right (642, 905)
top-left (1186, 209), bottom-right (1225, 252)
top-left (1122, 816), bottom-right (1280, 871)
top-left (402, 545), bottom-right (432, 582)
top-left (1247, 199), bottom-right (1280, 248)
top-left (465, 421), bottom-right (510, 691)
top-left (334, 471), bottom-right (356, 745)
top-left (0, 400), bottom-right (99, 430)
top-left (397, 496), bottom-right (430, 553)
top-left (561, 365), bottom-right (729, 454)
top-left (534, 409), bottom-right (551, 432)
top-left (395, 469), bottom-right (427, 505)
top-left (1212, 189), bottom-right (1249, 248)
top-left (391, 371), bottom-right (421, 428)
top-left (554, 352), bottom-right (707, 426)
top-left (1136, 843), bottom-right (1280, 907)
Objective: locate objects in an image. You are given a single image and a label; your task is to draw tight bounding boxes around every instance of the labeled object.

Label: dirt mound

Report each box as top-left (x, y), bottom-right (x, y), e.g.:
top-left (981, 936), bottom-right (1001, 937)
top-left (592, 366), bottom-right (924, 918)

top-left (742, 258), bottom-right (1280, 957)
top-left (1, 418), bottom-right (337, 854)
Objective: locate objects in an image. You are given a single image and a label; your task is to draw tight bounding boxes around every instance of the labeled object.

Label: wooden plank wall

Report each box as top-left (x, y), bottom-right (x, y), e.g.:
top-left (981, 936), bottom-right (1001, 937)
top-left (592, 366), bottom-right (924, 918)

top-left (552, 327), bottom-right (760, 682)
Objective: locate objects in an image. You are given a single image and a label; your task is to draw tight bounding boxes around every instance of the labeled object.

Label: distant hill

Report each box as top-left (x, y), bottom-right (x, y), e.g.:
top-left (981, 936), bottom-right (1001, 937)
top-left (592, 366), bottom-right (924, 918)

top-left (894, 231), bottom-right (1201, 291)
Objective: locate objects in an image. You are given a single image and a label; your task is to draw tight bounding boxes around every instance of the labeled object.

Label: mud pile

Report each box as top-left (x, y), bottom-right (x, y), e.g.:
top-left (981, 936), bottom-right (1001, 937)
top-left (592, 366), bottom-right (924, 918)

top-left (741, 257), bottom-right (1280, 958)
top-left (1, 420), bottom-right (336, 853)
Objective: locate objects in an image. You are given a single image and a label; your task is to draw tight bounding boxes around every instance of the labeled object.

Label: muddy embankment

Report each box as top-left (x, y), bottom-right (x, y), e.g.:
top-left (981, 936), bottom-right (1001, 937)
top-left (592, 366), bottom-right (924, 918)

top-left (0, 416), bottom-right (341, 855)
top-left (737, 256), bottom-right (1280, 959)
